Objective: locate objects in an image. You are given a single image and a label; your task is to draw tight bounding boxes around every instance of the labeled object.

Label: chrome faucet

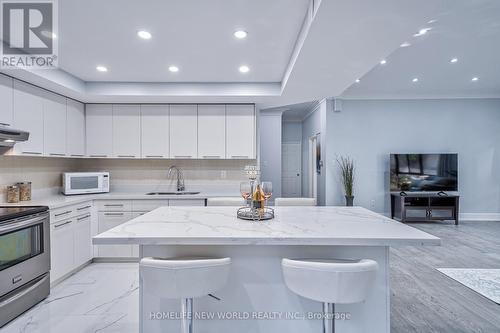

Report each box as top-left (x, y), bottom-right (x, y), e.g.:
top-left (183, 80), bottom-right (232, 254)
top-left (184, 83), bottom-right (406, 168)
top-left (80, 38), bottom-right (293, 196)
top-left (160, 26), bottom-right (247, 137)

top-left (168, 166), bottom-right (185, 192)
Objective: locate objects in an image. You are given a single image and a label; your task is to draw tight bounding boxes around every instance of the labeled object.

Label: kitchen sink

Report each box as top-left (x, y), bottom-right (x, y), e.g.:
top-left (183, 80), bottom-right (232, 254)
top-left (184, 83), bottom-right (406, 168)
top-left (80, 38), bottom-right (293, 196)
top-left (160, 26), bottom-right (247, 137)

top-left (145, 191), bottom-right (200, 195)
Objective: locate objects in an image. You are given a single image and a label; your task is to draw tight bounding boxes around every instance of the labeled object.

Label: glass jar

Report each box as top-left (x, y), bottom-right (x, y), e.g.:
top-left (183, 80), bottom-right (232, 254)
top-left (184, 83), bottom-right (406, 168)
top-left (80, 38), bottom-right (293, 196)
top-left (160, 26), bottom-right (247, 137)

top-left (7, 185), bottom-right (20, 203)
top-left (17, 182), bottom-right (32, 201)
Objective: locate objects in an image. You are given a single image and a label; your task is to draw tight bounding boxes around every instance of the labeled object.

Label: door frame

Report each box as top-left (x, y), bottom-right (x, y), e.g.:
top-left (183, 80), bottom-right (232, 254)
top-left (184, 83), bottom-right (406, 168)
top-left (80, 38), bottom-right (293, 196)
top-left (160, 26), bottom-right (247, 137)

top-left (308, 134), bottom-right (319, 200)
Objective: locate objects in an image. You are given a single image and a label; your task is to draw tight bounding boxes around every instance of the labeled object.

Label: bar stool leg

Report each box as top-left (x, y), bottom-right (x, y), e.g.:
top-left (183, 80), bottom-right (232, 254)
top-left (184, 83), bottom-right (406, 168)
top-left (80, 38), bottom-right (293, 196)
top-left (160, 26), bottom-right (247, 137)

top-left (181, 298), bottom-right (193, 333)
top-left (322, 302), bottom-right (335, 333)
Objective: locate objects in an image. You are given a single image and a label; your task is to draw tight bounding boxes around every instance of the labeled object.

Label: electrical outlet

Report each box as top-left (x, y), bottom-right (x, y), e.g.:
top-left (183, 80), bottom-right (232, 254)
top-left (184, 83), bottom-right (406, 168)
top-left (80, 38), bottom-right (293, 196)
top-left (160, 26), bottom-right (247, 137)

top-left (220, 170), bottom-right (227, 179)
top-left (370, 199), bottom-right (375, 209)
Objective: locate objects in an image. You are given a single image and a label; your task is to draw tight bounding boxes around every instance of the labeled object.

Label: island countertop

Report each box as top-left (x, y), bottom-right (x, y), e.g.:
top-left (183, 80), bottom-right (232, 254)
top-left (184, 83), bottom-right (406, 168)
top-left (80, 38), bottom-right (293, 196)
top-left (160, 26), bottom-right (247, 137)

top-left (93, 206), bottom-right (440, 246)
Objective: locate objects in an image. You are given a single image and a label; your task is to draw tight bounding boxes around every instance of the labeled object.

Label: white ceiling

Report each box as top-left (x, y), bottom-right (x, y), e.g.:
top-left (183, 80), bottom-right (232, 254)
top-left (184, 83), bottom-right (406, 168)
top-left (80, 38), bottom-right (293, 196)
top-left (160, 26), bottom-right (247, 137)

top-left (58, 0), bottom-right (309, 83)
top-left (341, 0), bottom-right (500, 99)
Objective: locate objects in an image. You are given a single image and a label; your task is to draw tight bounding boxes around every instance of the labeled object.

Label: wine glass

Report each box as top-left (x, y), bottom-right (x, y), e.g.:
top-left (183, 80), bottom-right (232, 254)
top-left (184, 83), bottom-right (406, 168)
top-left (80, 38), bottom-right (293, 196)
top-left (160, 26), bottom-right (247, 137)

top-left (240, 182), bottom-right (251, 204)
top-left (261, 182), bottom-right (272, 206)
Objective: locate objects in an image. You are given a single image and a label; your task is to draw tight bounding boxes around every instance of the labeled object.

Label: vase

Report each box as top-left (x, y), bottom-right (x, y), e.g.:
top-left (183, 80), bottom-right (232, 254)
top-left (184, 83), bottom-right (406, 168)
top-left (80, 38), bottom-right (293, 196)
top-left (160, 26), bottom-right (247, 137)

top-left (345, 195), bottom-right (354, 206)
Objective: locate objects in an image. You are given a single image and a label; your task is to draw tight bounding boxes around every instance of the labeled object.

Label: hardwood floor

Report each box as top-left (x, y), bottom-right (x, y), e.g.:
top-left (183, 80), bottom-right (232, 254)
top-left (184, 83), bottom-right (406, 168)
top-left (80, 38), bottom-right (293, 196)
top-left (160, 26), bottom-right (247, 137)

top-left (391, 220), bottom-right (500, 333)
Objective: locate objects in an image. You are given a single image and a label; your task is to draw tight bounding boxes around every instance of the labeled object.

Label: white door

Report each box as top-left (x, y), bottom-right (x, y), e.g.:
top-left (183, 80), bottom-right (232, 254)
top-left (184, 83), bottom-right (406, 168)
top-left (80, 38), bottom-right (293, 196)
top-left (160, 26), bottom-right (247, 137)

top-left (97, 212), bottom-right (133, 257)
top-left (73, 213), bottom-right (92, 268)
top-left (66, 99), bottom-right (85, 157)
top-left (198, 104), bottom-right (225, 159)
top-left (282, 143), bottom-right (302, 197)
top-left (0, 74), bottom-right (13, 126)
top-left (226, 104), bottom-right (255, 159)
top-left (141, 105), bottom-right (169, 158)
top-left (50, 219), bottom-right (75, 282)
top-left (309, 135), bottom-right (319, 200)
top-left (170, 104), bottom-right (197, 158)
top-left (13, 80), bottom-right (44, 155)
top-left (112, 104), bottom-right (141, 158)
top-left (86, 104), bottom-right (113, 157)
top-left (43, 91), bottom-right (67, 156)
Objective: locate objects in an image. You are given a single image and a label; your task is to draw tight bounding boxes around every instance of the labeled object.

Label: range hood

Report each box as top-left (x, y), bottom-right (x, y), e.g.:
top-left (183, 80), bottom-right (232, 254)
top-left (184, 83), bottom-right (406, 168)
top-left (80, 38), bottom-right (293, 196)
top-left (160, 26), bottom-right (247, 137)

top-left (0, 125), bottom-right (29, 147)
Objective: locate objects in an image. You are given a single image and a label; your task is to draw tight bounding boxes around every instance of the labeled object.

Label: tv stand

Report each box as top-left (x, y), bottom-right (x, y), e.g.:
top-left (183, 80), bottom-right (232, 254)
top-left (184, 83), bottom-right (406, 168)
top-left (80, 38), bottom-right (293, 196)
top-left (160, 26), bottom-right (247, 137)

top-left (390, 192), bottom-right (459, 225)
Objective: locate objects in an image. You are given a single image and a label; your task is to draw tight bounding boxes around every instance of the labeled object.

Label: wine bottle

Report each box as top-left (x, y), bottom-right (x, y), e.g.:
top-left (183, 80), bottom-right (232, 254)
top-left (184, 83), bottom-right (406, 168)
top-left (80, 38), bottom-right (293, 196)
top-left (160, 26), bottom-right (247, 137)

top-left (252, 183), bottom-right (265, 210)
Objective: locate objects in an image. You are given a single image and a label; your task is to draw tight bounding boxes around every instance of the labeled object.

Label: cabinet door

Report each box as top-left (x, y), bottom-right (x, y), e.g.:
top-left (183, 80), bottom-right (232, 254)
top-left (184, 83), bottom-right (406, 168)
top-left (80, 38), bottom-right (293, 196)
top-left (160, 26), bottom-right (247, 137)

top-left (43, 91), bottom-right (67, 156)
top-left (13, 80), bottom-right (44, 155)
top-left (86, 104), bottom-right (112, 157)
top-left (112, 104), bottom-right (141, 158)
top-left (170, 104), bottom-right (197, 158)
top-left (198, 105), bottom-right (225, 159)
top-left (0, 74), bottom-right (13, 126)
top-left (226, 104), bottom-right (255, 159)
top-left (141, 105), bottom-right (169, 158)
top-left (50, 219), bottom-right (75, 282)
top-left (97, 211), bottom-right (133, 257)
top-left (74, 213), bottom-right (92, 267)
top-left (66, 99), bottom-right (85, 156)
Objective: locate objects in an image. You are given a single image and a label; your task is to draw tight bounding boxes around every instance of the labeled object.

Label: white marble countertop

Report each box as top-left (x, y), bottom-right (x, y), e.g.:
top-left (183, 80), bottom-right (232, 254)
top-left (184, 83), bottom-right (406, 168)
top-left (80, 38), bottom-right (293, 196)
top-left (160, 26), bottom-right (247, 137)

top-left (93, 206), bottom-right (440, 246)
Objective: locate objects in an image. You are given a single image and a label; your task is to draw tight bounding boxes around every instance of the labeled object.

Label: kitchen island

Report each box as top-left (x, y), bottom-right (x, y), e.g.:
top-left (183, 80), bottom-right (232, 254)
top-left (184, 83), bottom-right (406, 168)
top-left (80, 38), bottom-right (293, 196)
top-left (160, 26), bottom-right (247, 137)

top-left (93, 206), bottom-right (440, 333)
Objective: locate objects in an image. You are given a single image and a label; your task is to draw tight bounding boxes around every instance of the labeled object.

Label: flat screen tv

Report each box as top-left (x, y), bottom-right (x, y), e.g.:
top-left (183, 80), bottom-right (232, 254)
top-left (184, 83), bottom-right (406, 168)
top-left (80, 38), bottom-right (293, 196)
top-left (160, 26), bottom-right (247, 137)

top-left (390, 153), bottom-right (458, 192)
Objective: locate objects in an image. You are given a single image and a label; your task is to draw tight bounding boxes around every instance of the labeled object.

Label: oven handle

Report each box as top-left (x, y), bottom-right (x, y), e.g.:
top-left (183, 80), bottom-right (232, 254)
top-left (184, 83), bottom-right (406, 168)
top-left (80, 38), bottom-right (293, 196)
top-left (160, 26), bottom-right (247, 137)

top-left (0, 214), bottom-right (48, 235)
top-left (0, 274), bottom-right (49, 308)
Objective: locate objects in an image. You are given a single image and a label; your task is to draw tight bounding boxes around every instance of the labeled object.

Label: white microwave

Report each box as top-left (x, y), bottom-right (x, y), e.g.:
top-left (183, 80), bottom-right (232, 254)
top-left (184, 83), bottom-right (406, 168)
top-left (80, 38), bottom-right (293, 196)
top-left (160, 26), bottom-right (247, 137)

top-left (62, 172), bottom-right (110, 195)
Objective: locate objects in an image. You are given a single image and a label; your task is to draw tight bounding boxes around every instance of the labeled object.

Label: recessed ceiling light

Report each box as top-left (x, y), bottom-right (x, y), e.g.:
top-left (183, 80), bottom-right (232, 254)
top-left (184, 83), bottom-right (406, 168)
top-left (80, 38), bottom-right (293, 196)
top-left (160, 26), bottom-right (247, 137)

top-left (400, 42), bottom-right (411, 48)
top-left (414, 28), bottom-right (431, 37)
top-left (234, 30), bottom-right (248, 39)
top-left (471, 77), bottom-right (479, 82)
top-left (137, 30), bottom-right (152, 39)
top-left (450, 58), bottom-right (458, 63)
top-left (41, 30), bottom-right (56, 39)
top-left (355, 79), bottom-right (360, 83)
top-left (96, 66), bottom-right (108, 72)
top-left (168, 65), bottom-right (179, 73)
top-left (412, 78), bottom-right (419, 83)
top-left (239, 65), bottom-right (250, 73)
top-left (380, 59), bottom-right (387, 65)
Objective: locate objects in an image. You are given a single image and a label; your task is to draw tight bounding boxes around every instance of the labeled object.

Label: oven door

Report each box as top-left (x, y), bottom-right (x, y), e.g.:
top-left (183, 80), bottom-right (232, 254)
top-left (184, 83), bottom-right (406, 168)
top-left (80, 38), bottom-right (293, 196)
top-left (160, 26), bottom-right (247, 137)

top-left (0, 212), bottom-right (50, 297)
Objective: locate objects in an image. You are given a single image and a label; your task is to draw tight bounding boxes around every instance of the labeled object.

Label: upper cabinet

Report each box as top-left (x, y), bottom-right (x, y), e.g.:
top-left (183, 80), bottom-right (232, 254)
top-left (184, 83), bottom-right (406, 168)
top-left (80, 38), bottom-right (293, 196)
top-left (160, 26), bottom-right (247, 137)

top-left (226, 104), bottom-right (255, 159)
top-left (141, 105), bottom-right (169, 158)
top-left (66, 99), bottom-right (85, 157)
top-left (112, 105), bottom-right (141, 158)
top-left (86, 104), bottom-right (112, 157)
top-left (43, 91), bottom-right (67, 156)
top-left (198, 105), bottom-right (225, 159)
top-left (170, 105), bottom-right (198, 159)
top-left (0, 74), bottom-right (13, 126)
top-left (13, 80), bottom-right (44, 155)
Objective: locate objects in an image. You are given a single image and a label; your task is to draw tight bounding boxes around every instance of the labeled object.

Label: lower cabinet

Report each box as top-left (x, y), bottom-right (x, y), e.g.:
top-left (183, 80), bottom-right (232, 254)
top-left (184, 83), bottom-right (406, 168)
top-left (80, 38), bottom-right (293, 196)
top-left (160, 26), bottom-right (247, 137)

top-left (97, 211), bottom-right (134, 258)
top-left (74, 213), bottom-right (93, 265)
top-left (50, 219), bottom-right (75, 282)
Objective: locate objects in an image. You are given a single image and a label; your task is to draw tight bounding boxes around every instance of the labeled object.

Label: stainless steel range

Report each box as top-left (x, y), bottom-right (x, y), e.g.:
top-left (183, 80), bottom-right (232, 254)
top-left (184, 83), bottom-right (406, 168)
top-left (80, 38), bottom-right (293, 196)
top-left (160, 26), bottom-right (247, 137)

top-left (0, 206), bottom-right (50, 327)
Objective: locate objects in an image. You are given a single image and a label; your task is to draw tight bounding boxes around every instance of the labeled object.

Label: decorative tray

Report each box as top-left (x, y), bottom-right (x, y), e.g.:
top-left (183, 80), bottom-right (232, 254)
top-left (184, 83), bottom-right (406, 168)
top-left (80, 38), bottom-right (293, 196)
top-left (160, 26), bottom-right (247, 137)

top-left (237, 207), bottom-right (275, 221)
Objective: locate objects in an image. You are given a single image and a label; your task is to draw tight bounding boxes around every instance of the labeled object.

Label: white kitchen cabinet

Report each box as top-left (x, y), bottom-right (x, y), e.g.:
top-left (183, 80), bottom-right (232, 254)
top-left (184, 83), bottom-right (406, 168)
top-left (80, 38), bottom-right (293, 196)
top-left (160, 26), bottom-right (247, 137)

top-left (141, 105), bottom-right (169, 158)
top-left (198, 104), bottom-right (225, 159)
top-left (226, 104), bottom-right (255, 159)
top-left (12, 80), bottom-right (44, 155)
top-left (169, 199), bottom-right (205, 206)
top-left (113, 104), bottom-right (141, 158)
top-left (0, 74), bottom-right (13, 126)
top-left (73, 213), bottom-right (92, 267)
top-left (97, 211), bottom-right (134, 257)
top-left (43, 91), bottom-right (67, 156)
top-left (66, 99), bottom-right (85, 157)
top-left (50, 219), bottom-right (75, 282)
top-left (86, 104), bottom-right (112, 157)
top-left (170, 104), bottom-right (197, 158)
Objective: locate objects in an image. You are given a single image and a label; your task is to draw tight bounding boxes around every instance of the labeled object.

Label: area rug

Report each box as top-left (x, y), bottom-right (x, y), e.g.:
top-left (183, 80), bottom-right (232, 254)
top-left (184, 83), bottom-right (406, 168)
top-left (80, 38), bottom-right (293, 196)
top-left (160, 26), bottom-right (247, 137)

top-left (437, 268), bottom-right (500, 304)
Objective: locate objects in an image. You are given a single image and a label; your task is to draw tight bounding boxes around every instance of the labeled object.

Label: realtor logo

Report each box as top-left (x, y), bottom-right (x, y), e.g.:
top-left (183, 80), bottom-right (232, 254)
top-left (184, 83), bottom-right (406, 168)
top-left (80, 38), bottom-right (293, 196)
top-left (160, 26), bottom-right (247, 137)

top-left (1, 0), bottom-right (58, 68)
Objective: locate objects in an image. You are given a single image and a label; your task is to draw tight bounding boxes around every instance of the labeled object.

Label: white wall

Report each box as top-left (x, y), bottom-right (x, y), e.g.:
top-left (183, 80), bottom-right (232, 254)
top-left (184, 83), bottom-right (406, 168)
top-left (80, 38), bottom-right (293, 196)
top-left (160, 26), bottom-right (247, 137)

top-left (282, 121), bottom-right (302, 143)
top-left (259, 111), bottom-right (283, 199)
top-left (325, 98), bottom-right (500, 217)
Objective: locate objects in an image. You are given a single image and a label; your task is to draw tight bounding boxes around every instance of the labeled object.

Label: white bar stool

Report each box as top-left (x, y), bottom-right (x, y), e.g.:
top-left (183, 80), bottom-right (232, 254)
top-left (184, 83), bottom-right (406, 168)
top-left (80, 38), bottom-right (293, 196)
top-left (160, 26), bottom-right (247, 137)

top-left (282, 258), bottom-right (378, 333)
top-left (275, 198), bottom-right (316, 206)
top-left (207, 197), bottom-right (245, 206)
top-left (140, 257), bottom-right (231, 333)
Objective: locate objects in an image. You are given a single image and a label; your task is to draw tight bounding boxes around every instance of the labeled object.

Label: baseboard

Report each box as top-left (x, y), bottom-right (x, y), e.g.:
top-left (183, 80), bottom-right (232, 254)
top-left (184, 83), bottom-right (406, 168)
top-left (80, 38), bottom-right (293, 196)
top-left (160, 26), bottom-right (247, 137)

top-left (459, 213), bottom-right (500, 222)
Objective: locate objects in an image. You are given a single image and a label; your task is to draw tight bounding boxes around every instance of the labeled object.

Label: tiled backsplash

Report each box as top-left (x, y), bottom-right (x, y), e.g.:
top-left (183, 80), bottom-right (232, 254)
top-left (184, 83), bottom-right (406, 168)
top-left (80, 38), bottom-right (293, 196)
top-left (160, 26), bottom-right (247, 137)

top-left (0, 156), bottom-right (252, 199)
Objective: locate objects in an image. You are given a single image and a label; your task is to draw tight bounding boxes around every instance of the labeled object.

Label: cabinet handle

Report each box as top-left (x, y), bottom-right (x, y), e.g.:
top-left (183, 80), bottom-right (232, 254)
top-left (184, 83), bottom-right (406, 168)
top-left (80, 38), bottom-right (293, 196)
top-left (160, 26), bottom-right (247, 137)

top-left (145, 155), bottom-right (163, 158)
top-left (231, 155), bottom-right (249, 159)
top-left (71, 154), bottom-right (84, 157)
top-left (203, 155), bottom-right (221, 159)
top-left (49, 153), bottom-right (65, 156)
top-left (54, 220), bottom-right (72, 228)
top-left (0, 122), bottom-right (10, 126)
top-left (174, 155), bottom-right (192, 158)
top-left (54, 210), bottom-right (72, 217)
top-left (77, 205), bottom-right (91, 210)
top-left (104, 204), bottom-right (124, 207)
top-left (76, 214), bottom-right (91, 221)
top-left (22, 151), bottom-right (42, 155)
top-left (89, 155), bottom-right (107, 157)
top-left (117, 155), bottom-right (136, 158)
top-left (104, 212), bottom-right (124, 216)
